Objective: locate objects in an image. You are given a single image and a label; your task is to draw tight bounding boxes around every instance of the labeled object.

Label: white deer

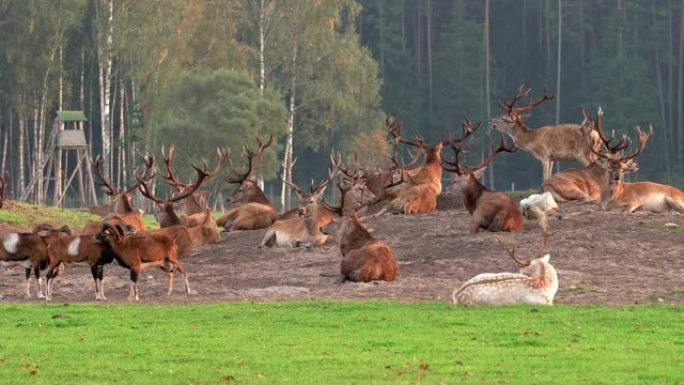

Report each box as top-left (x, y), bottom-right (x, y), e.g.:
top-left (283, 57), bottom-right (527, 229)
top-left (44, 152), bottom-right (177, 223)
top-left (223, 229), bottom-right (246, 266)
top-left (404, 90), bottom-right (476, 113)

top-left (452, 231), bottom-right (559, 306)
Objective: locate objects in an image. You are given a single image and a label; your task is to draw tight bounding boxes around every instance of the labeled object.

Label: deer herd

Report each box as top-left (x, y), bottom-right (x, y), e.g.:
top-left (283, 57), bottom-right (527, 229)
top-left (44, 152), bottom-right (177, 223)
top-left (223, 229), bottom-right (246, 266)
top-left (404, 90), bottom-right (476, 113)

top-left (0, 86), bottom-right (682, 305)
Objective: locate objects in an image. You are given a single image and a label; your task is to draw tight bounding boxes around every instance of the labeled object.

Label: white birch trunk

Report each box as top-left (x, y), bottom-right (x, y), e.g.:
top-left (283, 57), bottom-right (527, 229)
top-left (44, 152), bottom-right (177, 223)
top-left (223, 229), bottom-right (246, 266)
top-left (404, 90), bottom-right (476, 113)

top-left (97, 0), bottom-right (114, 189)
top-left (280, 10), bottom-right (298, 210)
top-left (18, 117), bottom-right (25, 197)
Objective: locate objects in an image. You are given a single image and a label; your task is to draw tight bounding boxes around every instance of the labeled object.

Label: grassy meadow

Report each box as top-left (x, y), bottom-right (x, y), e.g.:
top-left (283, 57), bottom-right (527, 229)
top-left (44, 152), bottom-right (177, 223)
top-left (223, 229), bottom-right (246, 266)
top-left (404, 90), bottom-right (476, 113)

top-left (0, 302), bottom-right (682, 385)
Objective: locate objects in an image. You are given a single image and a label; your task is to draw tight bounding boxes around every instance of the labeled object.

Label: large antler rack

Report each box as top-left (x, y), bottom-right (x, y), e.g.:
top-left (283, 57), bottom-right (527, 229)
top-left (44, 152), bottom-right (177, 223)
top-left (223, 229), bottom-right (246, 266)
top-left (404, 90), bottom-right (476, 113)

top-left (225, 133), bottom-right (273, 184)
top-left (137, 159), bottom-right (212, 206)
top-left (93, 154), bottom-right (156, 196)
top-left (162, 144), bottom-right (229, 191)
top-left (283, 160), bottom-right (338, 198)
top-left (441, 117), bottom-right (489, 175)
top-left (587, 107), bottom-right (632, 157)
top-left (386, 117), bottom-right (425, 149)
top-left (123, 155), bottom-right (156, 194)
top-left (499, 85), bottom-right (554, 126)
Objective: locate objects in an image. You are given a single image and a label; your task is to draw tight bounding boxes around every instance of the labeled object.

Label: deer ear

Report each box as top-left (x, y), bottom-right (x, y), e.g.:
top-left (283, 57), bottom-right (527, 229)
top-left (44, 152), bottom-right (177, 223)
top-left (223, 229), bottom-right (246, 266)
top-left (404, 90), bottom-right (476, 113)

top-left (471, 168), bottom-right (486, 180)
top-left (540, 254), bottom-right (550, 263)
top-left (315, 185), bottom-right (328, 198)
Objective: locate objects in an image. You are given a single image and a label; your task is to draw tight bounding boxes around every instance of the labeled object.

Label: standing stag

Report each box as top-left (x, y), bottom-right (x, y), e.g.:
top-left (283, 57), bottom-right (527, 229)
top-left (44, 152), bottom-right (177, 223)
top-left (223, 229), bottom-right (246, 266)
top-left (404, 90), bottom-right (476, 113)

top-left (452, 231), bottom-right (559, 306)
top-left (490, 86), bottom-right (602, 181)
top-left (442, 120), bottom-right (524, 232)
top-left (595, 125), bottom-right (684, 213)
top-left (216, 135), bottom-right (277, 231)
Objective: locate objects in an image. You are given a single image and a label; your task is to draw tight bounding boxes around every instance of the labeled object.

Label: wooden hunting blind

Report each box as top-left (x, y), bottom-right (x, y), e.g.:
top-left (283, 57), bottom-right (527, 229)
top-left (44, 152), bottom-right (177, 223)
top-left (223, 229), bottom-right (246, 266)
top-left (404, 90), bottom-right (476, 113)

top-left (56, 110), bottom-right (87, 148)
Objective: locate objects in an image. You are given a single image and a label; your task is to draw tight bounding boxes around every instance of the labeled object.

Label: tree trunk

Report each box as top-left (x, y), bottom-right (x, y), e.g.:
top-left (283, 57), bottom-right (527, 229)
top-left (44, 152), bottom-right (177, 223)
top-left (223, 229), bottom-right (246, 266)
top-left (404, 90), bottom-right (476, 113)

top-left (427, 0), bottom-right (433, 121)
top-left (96, 0), bottom-right (114, 188)
top-left (18, 116), bottom-right (25, 197)
top-left (280, 0), bottom-right (300, 211)
top-left (119, 77), bottom-right (126, 189)
top-left (679, 0), bottom-right (684, 171)
top-left (484, 0), bottom-right (493, 188)
top-left (654, 50), bottom-right (673, 182)
top-left (555, 0), bottom-right (562, 126)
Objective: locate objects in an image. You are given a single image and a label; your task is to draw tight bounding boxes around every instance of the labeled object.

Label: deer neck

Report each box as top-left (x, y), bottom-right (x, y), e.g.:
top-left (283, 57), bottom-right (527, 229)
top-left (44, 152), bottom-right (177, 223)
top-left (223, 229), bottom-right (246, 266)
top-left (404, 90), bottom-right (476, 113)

top-left (529, 261), bottom-right (558, 291)
top-left (115, 194), bottom-right (135, 214)
top-left (304, 204), bottom-right (320, 235)
top-left (247, 185), bottom-right (272, 206)
top-left (160, 204), bottom-right (182, 227)
top-left (339, 215), bottom-right (374, 255)
top-left (507, 123), bottom-right (537, 149)
top-left (462, 173), bottom-right (488, 214)
top-left (183, 195), bottom-right (204, 215)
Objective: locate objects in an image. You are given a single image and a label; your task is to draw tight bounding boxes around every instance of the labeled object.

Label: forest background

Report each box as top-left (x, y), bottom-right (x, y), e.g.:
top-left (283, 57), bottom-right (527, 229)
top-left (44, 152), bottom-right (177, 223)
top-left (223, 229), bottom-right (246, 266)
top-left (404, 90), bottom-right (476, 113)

top-left (1, 0), bottom-right (682, 209)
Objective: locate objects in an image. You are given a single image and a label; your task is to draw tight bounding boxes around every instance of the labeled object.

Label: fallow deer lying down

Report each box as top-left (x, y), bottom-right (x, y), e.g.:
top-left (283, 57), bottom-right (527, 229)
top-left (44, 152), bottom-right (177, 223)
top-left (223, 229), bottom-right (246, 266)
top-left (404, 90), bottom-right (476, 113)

top-left (596, 125), bottom-right (684, 213)
top-left (452, 231), bottom-right (558, 306)
top-left (217, 135), bottom-right (277, 231)
top-left (442, 122), bottom-right (524, 232)
top-left (490, 86), bottom-right (602, 181)
top-left (540, 107), bottom-right (633, 203)
top-left (259, 167), bottom-right (337, 248)
top-left (322, 177), bottom-right (397, 282)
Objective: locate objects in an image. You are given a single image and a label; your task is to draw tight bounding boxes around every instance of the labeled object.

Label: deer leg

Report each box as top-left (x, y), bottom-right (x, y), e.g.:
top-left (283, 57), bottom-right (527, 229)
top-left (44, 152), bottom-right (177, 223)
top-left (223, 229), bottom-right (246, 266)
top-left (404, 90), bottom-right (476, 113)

top-left (90, 265), bottom-right (101, 300)
top-left (128, 269), bottom-right (140, 302)
top-left (45, 261), bottom-right (64, 302)
top-left (34, 264), bottom-right (45, 299)
top-left (168, 259), bottom-right (192, 297)
top-left (259, 229), bottom-right (276, 248)
top-left (24, 266), bottom-right (32, 298)
top-left (164, 261), bottom-right (174, 296)
top-left (666, 197), bottom-right (684, 213)
top-left (97, 265), bottom-right (106, 300)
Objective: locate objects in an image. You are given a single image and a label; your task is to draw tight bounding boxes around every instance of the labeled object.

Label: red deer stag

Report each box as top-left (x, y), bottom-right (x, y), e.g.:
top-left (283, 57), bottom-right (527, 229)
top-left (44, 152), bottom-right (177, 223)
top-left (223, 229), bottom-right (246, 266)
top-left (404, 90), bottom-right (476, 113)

top-left (541, 107), bottom-right (633, 202)
top-left (442, 122), bottom-right (524, 232)
top-left (87, 155), bottom-right (155, 233)
top-left (452, 231), bottom-right (559, 306)
top-left (259, 166), bottom-right (337, 248)
top-left (490, 86), bottom-right (602, 181)
top-left (596, 125), bottom-right (684, 213)
top-left (322, 177), bottom-right (397, 282)
top-left (217, 135), bottom-right (277, 231)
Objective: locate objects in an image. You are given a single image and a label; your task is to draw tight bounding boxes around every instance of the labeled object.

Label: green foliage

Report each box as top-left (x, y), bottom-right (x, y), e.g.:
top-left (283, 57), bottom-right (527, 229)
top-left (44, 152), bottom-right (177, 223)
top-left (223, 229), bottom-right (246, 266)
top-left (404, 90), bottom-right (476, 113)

top-left (0, 202), bottom-right (100, 231)
top-left (0, 302), bottom-right (682, 384)
top-left (156, 69), bottom-right (287, 181)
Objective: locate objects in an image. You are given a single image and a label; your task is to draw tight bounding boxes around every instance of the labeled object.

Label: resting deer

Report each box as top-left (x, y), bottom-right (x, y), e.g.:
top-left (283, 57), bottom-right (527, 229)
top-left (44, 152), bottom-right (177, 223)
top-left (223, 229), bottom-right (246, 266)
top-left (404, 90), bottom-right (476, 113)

top-left (161, 144), bottom-right (228, 215)
top-left (442, 121), bottom-right (524, 232)
top-left (322, 176), bottom-right (397, 282)
top-left (596, 125), bottom-right (684, 213)
top-left (452, 231), bottom-right (558, 306)
top-left (541, 107), bottom-right (633, 202)
top-left (216, 135), bottom-right (277, 231)
top-left (372, 117), bottom-right (468, 215)
top-left (490, 86), bottom-right (602, 181)
top-left (259, 166), bottom-right (337, 248)
top-left (89, 154), bottom-right (155, 232)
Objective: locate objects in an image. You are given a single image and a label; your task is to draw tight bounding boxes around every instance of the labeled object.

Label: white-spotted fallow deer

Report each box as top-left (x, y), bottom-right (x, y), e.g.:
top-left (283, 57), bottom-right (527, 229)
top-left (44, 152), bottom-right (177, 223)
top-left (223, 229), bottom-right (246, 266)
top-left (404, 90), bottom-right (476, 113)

top-left (442, 120), bottom-right (524, 232)
top-left (216, 135), bottom-right (277, 231)
top-left (596, 125), bottom-right (684, 213)
top-left (259, 166), bottom-right (337, 248)
top-left (452, 231), bottom-right (559, 306)
top-left (322, 176), bottom-right (397, 282)
top-left (490, 86), bottom-right (602, 181)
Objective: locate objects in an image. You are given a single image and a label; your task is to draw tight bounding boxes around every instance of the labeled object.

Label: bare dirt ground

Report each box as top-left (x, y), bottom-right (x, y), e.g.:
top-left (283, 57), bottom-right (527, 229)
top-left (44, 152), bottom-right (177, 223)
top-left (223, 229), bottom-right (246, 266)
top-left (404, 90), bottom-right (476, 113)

top-left (1, 199), bottom-right (683, 305)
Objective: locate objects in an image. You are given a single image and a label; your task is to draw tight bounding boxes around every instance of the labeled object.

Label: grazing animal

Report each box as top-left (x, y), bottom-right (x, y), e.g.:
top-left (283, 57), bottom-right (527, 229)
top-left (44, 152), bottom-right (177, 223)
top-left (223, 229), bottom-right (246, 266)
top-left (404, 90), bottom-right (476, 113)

top-left (0, 224), bottom-right (72, 299)
top-left (322, 177), bottom-right (397, 282)
top-left (442, 121), bottom-right (524, 232)
top-left (452, 231), bottom-right (558, 306)
top-left (490, 86), bottom-right (602, 181)
top-left (96, 223), bottom-right (190, 301)
top-left (217, 135), bottom-right (277, 231)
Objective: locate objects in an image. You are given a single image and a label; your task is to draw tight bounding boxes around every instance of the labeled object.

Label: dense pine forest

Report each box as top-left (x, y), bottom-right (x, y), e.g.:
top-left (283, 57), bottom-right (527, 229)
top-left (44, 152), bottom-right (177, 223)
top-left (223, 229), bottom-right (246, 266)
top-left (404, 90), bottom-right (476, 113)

top-left (0, 0), bottom-right (682, 208)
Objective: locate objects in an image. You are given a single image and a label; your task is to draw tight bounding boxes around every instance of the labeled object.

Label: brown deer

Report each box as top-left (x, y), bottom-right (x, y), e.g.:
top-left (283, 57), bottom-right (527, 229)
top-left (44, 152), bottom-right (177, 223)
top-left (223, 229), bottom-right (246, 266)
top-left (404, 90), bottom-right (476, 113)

top-left (161, 144), bottom-right (229, 215)
top-left (541, 107), bottom-right (633, 202)
top-left (259, 166), bottom-right (337, 248)
top-left (452, 231), bottom-right (559, 306)
top-left (90, 154), bottom-right (156, 232)
top-left (442, 122), bottom-right (524, 232)
top-left (490, 86), bottom-right (602, 181)
top-left (322, 177), bottom-right (397, 282)
top-left (596, 125), bottom-right (684, 213)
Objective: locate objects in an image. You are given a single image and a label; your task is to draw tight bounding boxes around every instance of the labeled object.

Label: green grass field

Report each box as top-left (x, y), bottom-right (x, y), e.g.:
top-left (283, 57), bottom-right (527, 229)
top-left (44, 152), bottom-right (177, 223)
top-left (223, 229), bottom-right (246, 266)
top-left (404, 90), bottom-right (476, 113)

top-left (0, 302), bottom-right (682, 385)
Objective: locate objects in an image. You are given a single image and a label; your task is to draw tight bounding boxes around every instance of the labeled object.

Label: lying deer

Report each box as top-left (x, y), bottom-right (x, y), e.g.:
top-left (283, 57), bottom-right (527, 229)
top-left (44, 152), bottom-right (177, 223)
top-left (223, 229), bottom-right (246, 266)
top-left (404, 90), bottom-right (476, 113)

top-left (596, 125), bottom-right (684, 213)
top-left (216, 135), bottom-right (277, 231)
top-left (452, 231), bottom-right (559, 306)
top-left (541, 107), bottom-right (633, 202)
top-left (442, 121), bottom-right (524, 232)
top-left (322, 176), bottom-right (397, 282)
top-left (490, 86), bottom-right (602, 181)
top-left (259, 167), bottom-right (336, 248)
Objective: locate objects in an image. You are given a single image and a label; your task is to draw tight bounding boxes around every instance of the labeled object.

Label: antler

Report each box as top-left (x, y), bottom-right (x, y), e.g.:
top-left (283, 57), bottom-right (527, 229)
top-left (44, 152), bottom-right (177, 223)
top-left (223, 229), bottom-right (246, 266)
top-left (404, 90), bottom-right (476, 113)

top-left (123, 155), bottom-right (156, 194)
top-left (589, 107), bottom-right (632, 157)
top-left (225, 134), bottom-right (273, 184)
top-left (441, 117), bottom-right (482, 175)
top-left (93, 155), bottom-right (116, 196)
top-left (495, 231), bottom-right (556, 267)
top-left (137, 163), bottom-right (211, 205)
top-left (614, 125), bottom-right (654, 163)
top-left (163, 145), bottom-right (229, 191)
top-left (499, 86), bottom-right (554, 125)
top-left (466, 132), bottom-right (517, 173)
top-left (386, 117), bottom-right (425, 149)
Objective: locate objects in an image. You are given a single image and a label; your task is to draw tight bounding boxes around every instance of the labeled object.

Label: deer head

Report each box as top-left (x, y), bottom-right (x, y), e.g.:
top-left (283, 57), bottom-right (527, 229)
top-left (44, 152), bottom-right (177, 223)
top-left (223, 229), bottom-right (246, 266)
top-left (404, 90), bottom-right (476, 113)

top-left (92, 155), bottom-right (156, 214)
top-left (496, 230), bottom-right (557, 277)
top-left (386, 116), bottom-right (447, 163)
top-left (490, 86), bottom-right (554, 135)
top-left (225, 134), bottom-right (273, 206)
top-left (284, 164), bottom-right (337, 217)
